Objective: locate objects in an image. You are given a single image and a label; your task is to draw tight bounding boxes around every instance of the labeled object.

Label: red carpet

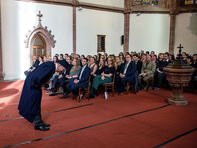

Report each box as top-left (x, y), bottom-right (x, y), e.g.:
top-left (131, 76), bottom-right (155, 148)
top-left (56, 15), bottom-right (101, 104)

top-left (0, 81), bottom-right (197, 148)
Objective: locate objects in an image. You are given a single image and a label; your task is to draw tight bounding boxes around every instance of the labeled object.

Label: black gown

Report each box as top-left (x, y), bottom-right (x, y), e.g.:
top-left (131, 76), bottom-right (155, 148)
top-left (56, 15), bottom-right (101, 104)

top-left (18, 62), bottom-right (55, 123)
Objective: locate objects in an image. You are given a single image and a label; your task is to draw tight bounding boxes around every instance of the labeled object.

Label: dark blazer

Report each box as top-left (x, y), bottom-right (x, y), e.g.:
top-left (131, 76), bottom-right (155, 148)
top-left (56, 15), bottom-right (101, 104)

top-left (77, 65), bottom-right (91, 88)
top-left (30, 59), bottom-right (39, 69)
top-left (62, 64), bottom-right (73, 77)
top-left (158, 60), bottom-right (171, 71)
top-left (120, 61), bottom-right (136, 82)
top-left (136, 60), bottom-right (142, 75)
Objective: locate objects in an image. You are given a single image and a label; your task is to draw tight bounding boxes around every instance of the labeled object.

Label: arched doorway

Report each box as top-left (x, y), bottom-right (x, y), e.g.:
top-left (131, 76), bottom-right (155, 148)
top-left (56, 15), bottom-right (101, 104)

top-left (32, 35), bottom-right (46, 62)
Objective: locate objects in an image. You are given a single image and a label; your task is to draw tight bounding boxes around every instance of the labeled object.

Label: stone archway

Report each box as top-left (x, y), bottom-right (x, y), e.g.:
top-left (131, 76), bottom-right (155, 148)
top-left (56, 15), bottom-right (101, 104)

top-left (24, 11), bottom-right (56, 61)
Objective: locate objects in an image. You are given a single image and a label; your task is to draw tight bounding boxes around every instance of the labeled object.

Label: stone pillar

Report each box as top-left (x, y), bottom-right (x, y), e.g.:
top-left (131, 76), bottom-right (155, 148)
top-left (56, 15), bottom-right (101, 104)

top-left (169, 8), bottom-right (179, 54)
top-left (72, 0), bottom-right (79, 56)
top-left (124, 0), bottom-right (132, 54)
top-left (0, 0), bottom-right (3, 81)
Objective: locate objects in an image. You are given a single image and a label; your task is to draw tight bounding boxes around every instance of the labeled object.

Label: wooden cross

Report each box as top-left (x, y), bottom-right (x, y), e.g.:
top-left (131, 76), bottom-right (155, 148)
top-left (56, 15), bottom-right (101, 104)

top-left (37, 11), bottom-right (43, 22)
top-left (177, 44), bottom-right (183, 55)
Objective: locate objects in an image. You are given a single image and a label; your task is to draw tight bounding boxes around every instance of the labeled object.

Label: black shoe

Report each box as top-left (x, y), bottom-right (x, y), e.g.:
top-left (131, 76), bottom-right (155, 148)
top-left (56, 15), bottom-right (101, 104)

top-left (88, 94), bottom-right (95, 99)
top-left (35, 125), bottom-right (50, 131)
top-left (49, 93), bottom-right (57, 96)
top-left (42, 122), bottom-right (50, 127)
top-left (60, 93), bottom-right (68, 99)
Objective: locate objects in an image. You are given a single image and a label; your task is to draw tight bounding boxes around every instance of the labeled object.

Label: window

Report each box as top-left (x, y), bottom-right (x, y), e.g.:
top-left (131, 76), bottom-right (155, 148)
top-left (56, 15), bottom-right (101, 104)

top-left (143, 0), bottom-right (150, 5)
top-left (135, 0), bottom-right (142, 5)
top-left (135, 0), bottom-right (158, 6)
top-left (32, 35), bottom-right (46, 62)
top-left (152, 0), bottom-right (158, 5)
top-left (97, 35), bottom-right (106, 53)
top-left (185, 0), bottom-right (194, 5)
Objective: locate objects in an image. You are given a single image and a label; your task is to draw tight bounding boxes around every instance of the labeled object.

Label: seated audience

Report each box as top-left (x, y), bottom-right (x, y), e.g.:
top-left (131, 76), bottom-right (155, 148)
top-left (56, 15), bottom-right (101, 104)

top-left (114, 56), bottom-right (123, 91)
top-left (67, 58), bottom-right (91, 102)
top-left (118, 54), bottom-right (136, 96)
top-left (49, 60), bottom-right (69, 96)
top-left (43, 56), bottom-right (47, 62)
top-left (182, 52), bottom-right (187, 61)
top-left (24, 55), bottom-right (40, 76)
top-left (58, 58), bottom-right (81, 98)
top-left (60, 54), bottom-right (64, 60)
top-left (154, 53), bottom-right (171, 90)
top-left (139, 55), bottom-right (156, 91)
top-left (133, 54), bottom-right (142, 75)
top-left (38, 56), bottom-right (44, 65)
top-left (156, 53), bottom-right (164, 67)
top-left (89, 57), bottom-right (98, 82)
top-left (152, 54), bottom-right (157, 63)
top-left (191, 54), bottom-right (197, 79)
top-left (169, 54), bottom-right (174, 62)
top-left (89, 56), bottom-right (115, 98)
top-left (140, 54), bottom-right (146, 63)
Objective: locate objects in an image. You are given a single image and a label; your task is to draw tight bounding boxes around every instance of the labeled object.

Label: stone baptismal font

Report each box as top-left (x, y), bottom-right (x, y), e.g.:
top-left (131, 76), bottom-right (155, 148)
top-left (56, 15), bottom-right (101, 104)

top-left (163, 44), bottom-right (196, 106)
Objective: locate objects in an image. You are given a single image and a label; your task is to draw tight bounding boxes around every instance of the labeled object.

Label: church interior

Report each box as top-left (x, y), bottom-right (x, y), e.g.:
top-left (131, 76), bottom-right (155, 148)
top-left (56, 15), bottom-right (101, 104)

top-left (0, 0), bottom-right (197, 147)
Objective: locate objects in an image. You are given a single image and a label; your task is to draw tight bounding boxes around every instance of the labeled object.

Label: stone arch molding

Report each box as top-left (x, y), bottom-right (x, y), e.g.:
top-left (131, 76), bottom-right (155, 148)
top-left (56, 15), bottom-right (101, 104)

top-left (24, 11), bottom-right (56, 58)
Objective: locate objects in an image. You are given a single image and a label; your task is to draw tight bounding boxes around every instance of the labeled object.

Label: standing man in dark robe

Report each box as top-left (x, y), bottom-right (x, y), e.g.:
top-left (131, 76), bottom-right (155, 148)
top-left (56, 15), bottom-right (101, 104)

top-left (18, 61), bottom-right (55, 131)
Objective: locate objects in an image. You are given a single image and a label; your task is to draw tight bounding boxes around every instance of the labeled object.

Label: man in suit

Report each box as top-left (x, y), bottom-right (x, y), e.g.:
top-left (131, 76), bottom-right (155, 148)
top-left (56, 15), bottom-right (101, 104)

top-left (133, 54), bottom-right (142, 75)
top-left (67, 58), bottom-right (91, 102)
top-left (118, 54), bottom-right (136, 96)
top-left (154, 53), bottom-right (171, 90)
top-left (139, 55), bottom-right (156, 91)
top-left (24, 55), bottom-right (40, 76)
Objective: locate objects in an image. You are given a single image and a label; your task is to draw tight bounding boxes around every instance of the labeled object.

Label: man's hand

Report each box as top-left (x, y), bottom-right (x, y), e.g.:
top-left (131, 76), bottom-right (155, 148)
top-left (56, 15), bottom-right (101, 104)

top-left (120, 74), bottom-right (125, 78)
top-left (74, 79), bottom-right (78, 84)
top-left (156, 68), bottom-right (159, 71)
top-left (58, 75), bottom-right (62, 79)
top-left (142, 73), bottom-right (147, 77)
top-left (28, 69), bottom-right (31, 72)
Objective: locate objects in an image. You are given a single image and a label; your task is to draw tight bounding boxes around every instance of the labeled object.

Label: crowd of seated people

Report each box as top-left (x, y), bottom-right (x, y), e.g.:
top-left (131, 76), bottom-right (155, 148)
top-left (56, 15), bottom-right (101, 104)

top-left (27, 50), bottom-right (197, 101)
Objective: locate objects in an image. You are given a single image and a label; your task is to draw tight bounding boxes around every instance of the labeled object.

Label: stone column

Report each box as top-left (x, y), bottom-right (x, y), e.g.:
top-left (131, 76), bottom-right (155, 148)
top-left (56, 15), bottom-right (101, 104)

top-left (124, 0), bottom-right (132, 54)
top-left (0, 0), bottom-right (3, 81)
top-left (169, 8), bottom-right (179, 54)
top-left (72, 0), bottom-right (79, 56)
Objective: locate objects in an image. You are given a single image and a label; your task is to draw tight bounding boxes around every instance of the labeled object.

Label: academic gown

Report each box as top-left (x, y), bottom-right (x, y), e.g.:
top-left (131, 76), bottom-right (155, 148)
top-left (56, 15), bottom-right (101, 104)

top-left (18, 62), bottom-right (55, 123)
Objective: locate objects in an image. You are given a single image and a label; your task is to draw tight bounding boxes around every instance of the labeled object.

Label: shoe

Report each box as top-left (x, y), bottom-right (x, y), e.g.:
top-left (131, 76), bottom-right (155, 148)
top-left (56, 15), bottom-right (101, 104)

top-left (118, 92), bottom-right (124, 96)
top-left (154, 86), bottom-right (160, 90)
top-left (49, 93), bottom-right (57, 96)
top-left (77, 96), bottom-right (81, 102)
top-left (42, 122), bottom-right (50, 127)
top-left (46, 90), bottom-right (53, 94)
top-left (142, 87), bottom-right (147, 91)
top-left (55, 87), bottom-right (64, 94)
top-left (35, 125), bottom-right (50, 131)
top-left (60, 93), bottom-right (68, 99)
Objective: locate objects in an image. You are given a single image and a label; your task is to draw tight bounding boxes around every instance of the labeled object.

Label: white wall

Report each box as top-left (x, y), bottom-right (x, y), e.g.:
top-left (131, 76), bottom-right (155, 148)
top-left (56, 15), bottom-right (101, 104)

top-left (1, 0), bottom-right (73, 80)
top-left (174, 13), bottom-right (197, 56)
top-left (129, 14), bottom-right (170, 55)
top-left (79, 0), bottom-right (124, 8)
top-left (76, 8), bottom-right (124, 56)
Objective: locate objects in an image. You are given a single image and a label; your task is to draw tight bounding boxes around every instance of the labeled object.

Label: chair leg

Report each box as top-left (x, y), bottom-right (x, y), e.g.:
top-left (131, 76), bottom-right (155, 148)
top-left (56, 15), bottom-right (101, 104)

top-left (152, 80), bottom-right (154, 90)
top-left (126, 82), bottom-right (128, 95)
top-left (112, 85), bottom-right (114, 97)
top-left (146, 81), bottom-right (149, 92)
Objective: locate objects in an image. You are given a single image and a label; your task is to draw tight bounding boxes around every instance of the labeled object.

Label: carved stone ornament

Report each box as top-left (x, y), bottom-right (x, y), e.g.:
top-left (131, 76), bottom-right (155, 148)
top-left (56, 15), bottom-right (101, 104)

top-left (72, 0), bottom-right (79, 7)
top-left (124, 8), bottom-right (132, 14)
top-left (24, 11), bottom-right (56, 48)
top-left (170, 8), bottom-right (179, 15)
